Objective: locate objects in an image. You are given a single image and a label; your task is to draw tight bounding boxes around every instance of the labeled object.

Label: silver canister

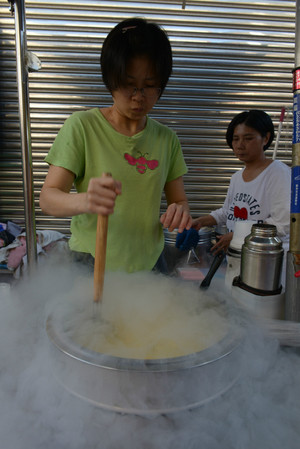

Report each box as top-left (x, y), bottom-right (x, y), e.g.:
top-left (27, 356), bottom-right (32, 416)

top-left (240, 224), bottom-right (284, 292)
top-left (162, 227), bottom-right (214, 274)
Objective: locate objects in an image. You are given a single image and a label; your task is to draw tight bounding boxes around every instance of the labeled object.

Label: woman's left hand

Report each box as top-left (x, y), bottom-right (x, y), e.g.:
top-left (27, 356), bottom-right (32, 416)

top-left (160, 203), bottom-right (192, 233)
top-left (211, 232), bottom-right (233, 254)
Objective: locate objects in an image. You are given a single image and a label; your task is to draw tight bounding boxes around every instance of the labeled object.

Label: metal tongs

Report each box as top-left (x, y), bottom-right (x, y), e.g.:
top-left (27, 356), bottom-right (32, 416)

top-left (200, 250), bottom-right (226, 290)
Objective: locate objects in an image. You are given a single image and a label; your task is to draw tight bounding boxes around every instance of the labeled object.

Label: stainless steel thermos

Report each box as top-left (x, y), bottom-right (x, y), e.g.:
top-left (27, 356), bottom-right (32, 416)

top-left (240, 223), bottom-right (283, 293)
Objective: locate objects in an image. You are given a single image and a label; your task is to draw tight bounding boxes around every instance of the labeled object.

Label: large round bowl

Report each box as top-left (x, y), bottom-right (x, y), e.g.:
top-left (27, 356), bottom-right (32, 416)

top-left (46, 304), bottom-right (244, 416)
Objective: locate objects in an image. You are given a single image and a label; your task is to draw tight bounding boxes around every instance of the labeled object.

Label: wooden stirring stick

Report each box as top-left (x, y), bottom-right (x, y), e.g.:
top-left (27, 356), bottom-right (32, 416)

top-left (93, 173), bottom-right (111, 302)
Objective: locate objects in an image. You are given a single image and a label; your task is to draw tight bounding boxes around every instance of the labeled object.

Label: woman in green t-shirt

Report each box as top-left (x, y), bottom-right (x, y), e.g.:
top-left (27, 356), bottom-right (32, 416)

top-left (40, 17), bottom-right (192, 272)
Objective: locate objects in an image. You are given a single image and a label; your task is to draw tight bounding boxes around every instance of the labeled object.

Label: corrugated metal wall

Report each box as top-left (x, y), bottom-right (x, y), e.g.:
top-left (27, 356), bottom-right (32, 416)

top-left (0, 0), bottom-right (296, 235)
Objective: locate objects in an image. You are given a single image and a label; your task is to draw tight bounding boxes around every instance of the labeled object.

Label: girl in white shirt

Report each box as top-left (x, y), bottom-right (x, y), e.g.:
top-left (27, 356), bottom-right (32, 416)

top-left (191, 110), bottom-right (291, 253)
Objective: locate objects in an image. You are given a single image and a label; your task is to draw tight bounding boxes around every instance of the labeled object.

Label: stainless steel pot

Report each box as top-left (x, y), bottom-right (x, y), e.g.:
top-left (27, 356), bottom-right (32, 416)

top-left (163, 227), bottom-right (214, 274)
top-left (46, 302), bottom-right (244, 416)
top-left (240, 223), bottom-right (283, 293)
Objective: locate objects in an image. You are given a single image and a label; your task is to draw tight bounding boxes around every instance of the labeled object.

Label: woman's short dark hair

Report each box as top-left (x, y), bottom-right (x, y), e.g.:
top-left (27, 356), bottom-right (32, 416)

top-left (100, 18), bottom-right (172, 96)
top-left (226, 110), bottom-right (275, 151)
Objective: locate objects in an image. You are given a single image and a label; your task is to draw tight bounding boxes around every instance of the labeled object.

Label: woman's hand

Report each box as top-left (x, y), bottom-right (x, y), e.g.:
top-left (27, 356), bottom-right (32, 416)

top-left (192, 217), bottom-right (206, 231)
top-left (40, 166), bottom-right (122, 217)
top-left (160, 203), bottom-right (192, 233)
top-left (211, 232), bottom-right (233, 254)
top-left (192, 215), bottom-right (218, 231)
top-left (86, 174), bottom-right (122, 215)
top-left (161, 176), bottom-right (192, 233)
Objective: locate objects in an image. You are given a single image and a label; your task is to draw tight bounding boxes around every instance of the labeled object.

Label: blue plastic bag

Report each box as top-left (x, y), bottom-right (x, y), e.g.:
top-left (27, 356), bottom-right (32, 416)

top-left (175, 228), bottom-right (199, 251)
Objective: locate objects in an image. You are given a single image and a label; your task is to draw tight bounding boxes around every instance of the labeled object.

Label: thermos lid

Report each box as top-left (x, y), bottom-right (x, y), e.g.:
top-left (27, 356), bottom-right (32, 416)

top-left (243, 223), bottom-right (283, 253)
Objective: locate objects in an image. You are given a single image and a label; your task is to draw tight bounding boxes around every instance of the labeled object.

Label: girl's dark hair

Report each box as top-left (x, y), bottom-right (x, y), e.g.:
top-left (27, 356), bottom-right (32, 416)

top-left (100, 18), bottom-right (172, 96)
top-left (226, 110), bottom-right (275, 151)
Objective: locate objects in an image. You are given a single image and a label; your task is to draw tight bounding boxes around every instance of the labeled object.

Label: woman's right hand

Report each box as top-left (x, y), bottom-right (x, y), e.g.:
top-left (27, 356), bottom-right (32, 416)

top-left (86, 174), bottom-right (122, 215)
top-left (40, 166), bottom-right (122, 217)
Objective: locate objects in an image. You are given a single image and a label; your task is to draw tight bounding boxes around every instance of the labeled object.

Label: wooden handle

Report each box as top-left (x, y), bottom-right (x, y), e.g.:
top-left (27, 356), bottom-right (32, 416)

top-left (93, 214), bottom-right (108, 302)
top-left (93, 172), bottom-right (111, 302)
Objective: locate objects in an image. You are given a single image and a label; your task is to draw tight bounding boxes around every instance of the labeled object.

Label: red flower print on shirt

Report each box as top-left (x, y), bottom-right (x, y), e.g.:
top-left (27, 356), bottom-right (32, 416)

top-left (124, 152), bottom-right (159, 174)
top-left (234, 206), bottom-right (248, 220)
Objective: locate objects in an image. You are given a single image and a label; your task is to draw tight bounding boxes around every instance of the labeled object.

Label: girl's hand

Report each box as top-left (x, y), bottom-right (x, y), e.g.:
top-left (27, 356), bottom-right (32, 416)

top-left (211, 232), bottom-right (233, 255)
top-left (86, 174), bottom-right (122, 215)
top-left (160, 203), bottom-right (192, 233)
top-left (192, 217), bottom-right (206, 231)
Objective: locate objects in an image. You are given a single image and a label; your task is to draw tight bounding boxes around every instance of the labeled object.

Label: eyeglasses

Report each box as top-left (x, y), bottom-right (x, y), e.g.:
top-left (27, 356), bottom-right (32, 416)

top-left (120, 85), bottom-right (161, 99)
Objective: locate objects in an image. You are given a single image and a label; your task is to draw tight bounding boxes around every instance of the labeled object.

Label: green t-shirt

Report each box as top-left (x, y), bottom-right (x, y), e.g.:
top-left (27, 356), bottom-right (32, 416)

top-left (45, 108), bottom-right (187, 272)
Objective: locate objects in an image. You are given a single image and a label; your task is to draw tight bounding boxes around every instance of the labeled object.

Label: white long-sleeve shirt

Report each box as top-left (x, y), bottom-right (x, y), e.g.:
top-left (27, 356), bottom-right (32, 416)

top-left (210, 160), bottom-right (291, 242)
